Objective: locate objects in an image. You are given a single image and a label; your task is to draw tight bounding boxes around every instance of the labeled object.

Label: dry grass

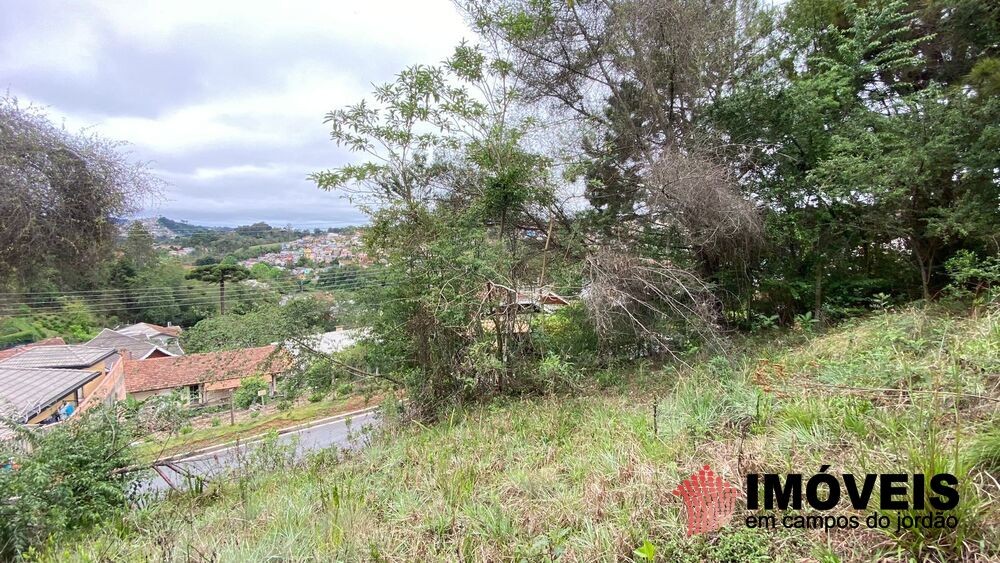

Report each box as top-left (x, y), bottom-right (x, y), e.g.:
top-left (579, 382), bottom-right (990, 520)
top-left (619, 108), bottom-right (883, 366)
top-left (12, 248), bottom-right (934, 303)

top-left (39, 307), bottom-right (1000, 562)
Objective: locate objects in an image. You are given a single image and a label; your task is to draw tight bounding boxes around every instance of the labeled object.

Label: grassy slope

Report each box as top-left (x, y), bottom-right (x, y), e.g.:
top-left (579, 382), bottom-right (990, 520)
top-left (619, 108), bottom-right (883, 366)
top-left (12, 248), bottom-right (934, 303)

top-left (47, 307), bottom-right (999, 562)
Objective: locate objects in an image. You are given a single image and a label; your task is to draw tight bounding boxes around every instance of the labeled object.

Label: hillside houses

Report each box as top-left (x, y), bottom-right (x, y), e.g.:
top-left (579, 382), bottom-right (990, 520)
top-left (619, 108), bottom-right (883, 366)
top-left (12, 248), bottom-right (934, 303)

top-left (239, 230), bottom-right (371, 272)
top-left (0, 323), bottom-right (190, 432)
top-left (0, 315), bottom-right (335, 435)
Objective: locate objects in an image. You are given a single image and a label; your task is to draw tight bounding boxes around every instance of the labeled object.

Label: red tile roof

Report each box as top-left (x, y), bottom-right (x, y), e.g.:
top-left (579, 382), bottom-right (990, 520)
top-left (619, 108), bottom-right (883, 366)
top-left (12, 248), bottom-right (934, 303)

top-left (124, 345), bottom-right (287, 394)
top-left (0, 337), bottom-right (67, 361)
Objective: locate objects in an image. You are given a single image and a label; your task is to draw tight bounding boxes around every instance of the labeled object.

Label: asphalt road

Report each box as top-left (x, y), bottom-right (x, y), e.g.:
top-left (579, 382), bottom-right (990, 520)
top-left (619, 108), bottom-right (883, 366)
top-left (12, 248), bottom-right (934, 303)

top-left (142, 408), bottom-right (380, 493)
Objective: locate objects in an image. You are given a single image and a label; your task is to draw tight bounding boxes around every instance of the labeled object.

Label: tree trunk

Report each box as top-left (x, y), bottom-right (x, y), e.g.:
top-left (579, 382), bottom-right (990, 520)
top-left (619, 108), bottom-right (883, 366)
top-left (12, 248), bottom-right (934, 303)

top-left (493, 315), bottom-right (504, 393)
top-left (919, 260), bottom-right (932, 301)
top-left (912, 236), bottom-right (935, 301)
top-left (813, 263), bottom-right (824, 322)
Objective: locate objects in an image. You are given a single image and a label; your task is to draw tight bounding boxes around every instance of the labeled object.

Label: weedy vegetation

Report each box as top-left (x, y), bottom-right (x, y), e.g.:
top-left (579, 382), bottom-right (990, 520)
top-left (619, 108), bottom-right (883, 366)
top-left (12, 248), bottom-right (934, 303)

top-left (35, 306), bottom-right (999, 562)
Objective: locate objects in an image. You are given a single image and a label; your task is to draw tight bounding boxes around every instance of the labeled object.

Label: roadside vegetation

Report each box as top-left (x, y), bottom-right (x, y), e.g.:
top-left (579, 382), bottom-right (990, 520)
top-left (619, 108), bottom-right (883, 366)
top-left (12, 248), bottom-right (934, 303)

top-left (29, 305), bottom-right (999, 561)
top-left (133, 391), bottom-right (382, 462)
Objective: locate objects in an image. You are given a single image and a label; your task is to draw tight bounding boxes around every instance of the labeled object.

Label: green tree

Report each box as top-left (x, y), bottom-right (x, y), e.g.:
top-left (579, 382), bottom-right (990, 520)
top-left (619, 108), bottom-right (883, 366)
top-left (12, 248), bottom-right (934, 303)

top-left (463, 0), bottom-right (763, 346)
top-left (250, 262), bottom-right (282, 281)
top-left (312, 45), bottom-right (562, 411)
top-left (0, 97), bottom-right (160, 290)
top-left (710, 0), bottom-right (999, 318)
top-left (0, 407), bottom-right (138, 558)
top-left (121, 221), bottom-right (157, 270)
top-left (181, 297), bottom-right (332, 353)
top-left (185, 263), bottom-right (251, 314)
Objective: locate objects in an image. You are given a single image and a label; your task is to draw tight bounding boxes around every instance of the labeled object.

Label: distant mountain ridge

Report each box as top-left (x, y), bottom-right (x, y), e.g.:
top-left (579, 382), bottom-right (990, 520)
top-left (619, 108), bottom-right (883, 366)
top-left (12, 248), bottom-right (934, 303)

top-left (114, 217), bottom-right (227, 240)
top-left (155, 217), bottom-right (219, 236)
top-left (118, 217), bottom-right (363, 241)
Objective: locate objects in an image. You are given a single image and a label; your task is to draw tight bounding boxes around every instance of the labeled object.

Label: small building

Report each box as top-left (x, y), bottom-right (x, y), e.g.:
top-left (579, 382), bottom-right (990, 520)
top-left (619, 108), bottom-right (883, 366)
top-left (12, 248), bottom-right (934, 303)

top-left (0, 345), bottom-right (122, 423)
top-left (116, 323), bottom-right (184, 355)
top-left (0, 337), bottom-right (67, 361)
top-left (124, 345), bottom-right (286, 403)
top-left (86, 328), bottom-right (177, 360)
top-left (480, 283), bottom-right (573, 334)
top-left (0, 368), bottom-right (105, 424)
top-left (0, 345), bottom-right (118, 372)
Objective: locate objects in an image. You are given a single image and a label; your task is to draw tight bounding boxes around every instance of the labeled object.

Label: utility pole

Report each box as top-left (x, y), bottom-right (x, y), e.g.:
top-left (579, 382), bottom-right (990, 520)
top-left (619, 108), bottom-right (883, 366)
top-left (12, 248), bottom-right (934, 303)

top-left (219, 278), bottom-right (226, 314)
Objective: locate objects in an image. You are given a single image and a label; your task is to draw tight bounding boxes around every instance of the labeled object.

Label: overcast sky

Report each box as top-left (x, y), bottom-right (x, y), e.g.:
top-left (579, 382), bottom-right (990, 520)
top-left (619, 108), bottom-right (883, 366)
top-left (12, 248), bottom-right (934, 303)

top-left (2, 0), bottom-right (472, 227)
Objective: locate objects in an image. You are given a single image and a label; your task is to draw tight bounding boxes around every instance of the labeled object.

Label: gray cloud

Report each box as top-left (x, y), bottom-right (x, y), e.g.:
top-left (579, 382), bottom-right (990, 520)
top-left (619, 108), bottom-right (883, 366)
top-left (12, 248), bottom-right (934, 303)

top-left (2, 0), bottom-right (471, 227)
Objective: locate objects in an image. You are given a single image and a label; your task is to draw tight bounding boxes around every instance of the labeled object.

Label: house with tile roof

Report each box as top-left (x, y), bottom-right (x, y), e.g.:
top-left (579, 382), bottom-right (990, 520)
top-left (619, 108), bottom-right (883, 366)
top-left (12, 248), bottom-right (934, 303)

top-left (0, 368), bottom-right (104, 424)
top-left (86, 328), bottom-right (176, 360)
top-left (117, 322), bottom-right (184, 355)
top-left (0, 337), bottom-right (67, 361)
top-left (0, 345), bottom-right (123, 425)
top-left (0, 345), bottom-right (117, 370)
top-left (124, 345), bottom-right (288, 403)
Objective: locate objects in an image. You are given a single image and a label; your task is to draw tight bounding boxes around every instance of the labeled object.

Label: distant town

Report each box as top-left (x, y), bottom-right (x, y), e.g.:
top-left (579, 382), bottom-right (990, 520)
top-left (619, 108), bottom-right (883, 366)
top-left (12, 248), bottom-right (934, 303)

top-left (237, 231), bottom-right (371, 270)
top-left (123, 216), bottom-right (372, 280)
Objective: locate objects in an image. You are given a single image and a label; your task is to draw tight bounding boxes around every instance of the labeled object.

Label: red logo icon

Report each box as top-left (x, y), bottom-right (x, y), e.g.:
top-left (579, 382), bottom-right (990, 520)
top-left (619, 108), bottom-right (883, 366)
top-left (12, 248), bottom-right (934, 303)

top-left (672, 465), bottom-right (741, 536)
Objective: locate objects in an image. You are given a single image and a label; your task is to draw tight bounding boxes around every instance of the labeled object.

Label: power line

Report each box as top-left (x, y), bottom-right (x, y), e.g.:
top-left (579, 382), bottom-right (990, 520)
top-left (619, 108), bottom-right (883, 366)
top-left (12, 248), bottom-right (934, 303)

top-left (0, 268), bottom-right (386, 299)
top-left (0, 276), bottom-right (414, 316)
top-left (0, 279), bottom-right (389, 309)
top-left (0, 281), bottom-right (584, 317)
top-left (0, 267), bottom-right (582, 316)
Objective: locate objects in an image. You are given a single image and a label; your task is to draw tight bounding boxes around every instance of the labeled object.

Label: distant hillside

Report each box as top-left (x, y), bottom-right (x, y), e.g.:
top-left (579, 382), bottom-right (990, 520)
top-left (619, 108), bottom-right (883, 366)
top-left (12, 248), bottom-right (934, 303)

top-left (156, 217), bottom-right (219, 236)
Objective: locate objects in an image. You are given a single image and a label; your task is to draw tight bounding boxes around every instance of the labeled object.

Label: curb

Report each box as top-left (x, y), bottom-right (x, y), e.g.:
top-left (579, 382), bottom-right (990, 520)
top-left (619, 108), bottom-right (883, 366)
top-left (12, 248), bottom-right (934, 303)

top-left (156, 404), bottom-right (381, 463)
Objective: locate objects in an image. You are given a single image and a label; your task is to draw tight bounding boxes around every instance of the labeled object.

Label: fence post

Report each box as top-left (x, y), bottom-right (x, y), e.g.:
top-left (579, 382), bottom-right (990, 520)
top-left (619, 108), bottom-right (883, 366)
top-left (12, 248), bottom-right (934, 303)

top-left (229, 395), bottom-right (235, 425)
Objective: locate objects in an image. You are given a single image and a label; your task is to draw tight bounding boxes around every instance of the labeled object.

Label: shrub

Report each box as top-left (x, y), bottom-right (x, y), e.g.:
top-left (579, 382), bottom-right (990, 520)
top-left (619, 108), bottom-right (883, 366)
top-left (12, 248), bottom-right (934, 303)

top-left (710, 528), bottom-right (770, 562)
top-left (536, 353), bottom-right (579, 393)
top-left (210, 417), bottom-right (221, 428)
top-left (277, 399), bottom-right (293, 411)
top-left (134, 391), bottom-right (190, 434)
top-left (594, 367), bottom-right (623, 389)
top-left (233, 376), bottom-right (269, 409)
top-left (536, 303), bottom-right (598, 358)
top-left (0, 407), bottom-right (138, 558)
top-left (945, 250), bottom-right (1000, 299)
top-left (965, 426), bottom-right (1000, 470)
top-left (303, 358), bottom-right (335, 393)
